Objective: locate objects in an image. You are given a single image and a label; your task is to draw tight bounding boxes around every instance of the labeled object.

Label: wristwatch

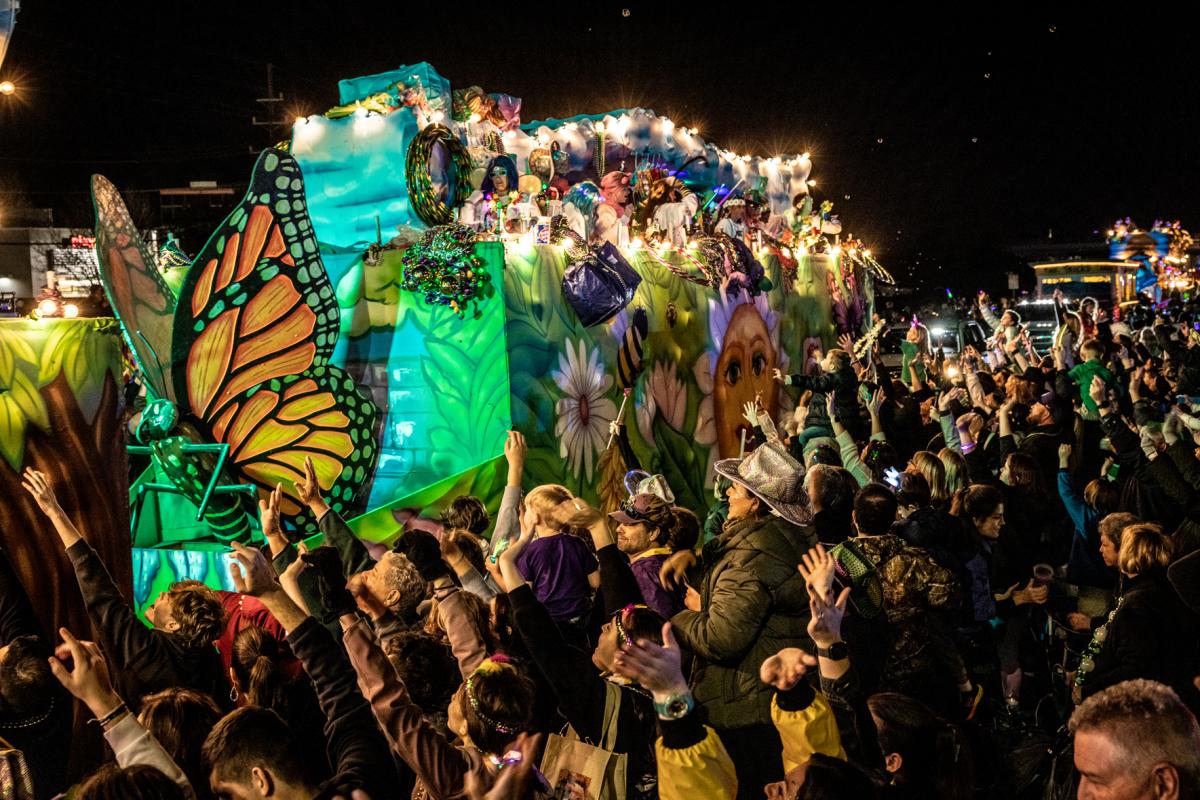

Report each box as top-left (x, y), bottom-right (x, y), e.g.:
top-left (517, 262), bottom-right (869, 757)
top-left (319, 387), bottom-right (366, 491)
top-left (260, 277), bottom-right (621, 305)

top-left (653, 692), bottom-right (695, 720)
top-left (816, 641), bottom-right (849, 661)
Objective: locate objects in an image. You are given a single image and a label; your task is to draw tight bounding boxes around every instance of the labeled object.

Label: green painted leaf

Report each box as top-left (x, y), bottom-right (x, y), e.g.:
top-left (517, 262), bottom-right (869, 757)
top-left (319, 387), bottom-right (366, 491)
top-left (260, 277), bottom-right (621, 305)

top-left (6, 370), bottom-right (49, 432)
top-left (0, 394), bottom-right (26, 471)
top-left (37, 323), bottom-right (84, 387)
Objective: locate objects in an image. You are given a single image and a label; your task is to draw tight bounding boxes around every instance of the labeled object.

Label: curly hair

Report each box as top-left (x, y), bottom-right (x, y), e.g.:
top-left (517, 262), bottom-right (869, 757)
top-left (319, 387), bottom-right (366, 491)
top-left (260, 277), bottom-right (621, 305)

top-left (381, 553), bottom-right (426, 619)
top-left (166, 582), bottom-right (225, 648)
top-left (382, 630), bottom-right (462, 714)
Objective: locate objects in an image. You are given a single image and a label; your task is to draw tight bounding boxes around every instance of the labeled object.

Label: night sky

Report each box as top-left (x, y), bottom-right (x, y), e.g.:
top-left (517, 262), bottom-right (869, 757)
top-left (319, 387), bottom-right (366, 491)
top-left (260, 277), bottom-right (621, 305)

top-left (1, 2), bottom-right (1197, 295)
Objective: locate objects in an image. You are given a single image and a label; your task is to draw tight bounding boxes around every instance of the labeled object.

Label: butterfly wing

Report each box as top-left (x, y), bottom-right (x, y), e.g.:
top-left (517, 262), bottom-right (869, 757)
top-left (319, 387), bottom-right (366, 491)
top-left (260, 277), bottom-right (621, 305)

top-left (171, 149), bottom-right (379, 533)
top-left (91, 175), bottom-right (177, 400)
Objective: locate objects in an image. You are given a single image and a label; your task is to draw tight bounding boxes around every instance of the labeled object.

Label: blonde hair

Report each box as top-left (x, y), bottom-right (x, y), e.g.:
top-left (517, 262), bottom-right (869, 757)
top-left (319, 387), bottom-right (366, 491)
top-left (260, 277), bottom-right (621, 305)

top-left (524, 484), bottom-right (578, 530)
top-left (1079, 338), bottom-right (1105, 361)
top-left (1118, 523), bottom-right (1175, 577)
top-left (938, 448), bottom-right (968, 496)
top-left (910, 451), bottom-right (949, 504)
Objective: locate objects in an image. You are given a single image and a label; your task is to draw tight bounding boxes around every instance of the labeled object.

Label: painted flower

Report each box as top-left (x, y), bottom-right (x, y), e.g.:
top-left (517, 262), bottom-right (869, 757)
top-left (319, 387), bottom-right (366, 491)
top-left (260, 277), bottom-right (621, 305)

top-left (553, 338), bottom-right (618, 481)
top-left (647, 360), bottom-right (687, 432)
top-left (636, 389), bottom-right (657, 446)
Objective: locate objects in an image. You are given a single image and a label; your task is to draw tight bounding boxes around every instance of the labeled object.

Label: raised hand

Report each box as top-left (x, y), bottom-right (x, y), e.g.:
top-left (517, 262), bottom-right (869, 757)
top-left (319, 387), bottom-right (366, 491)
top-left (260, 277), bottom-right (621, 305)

top-left (798, 543), bottom-right (837, 601)
top-left (939, 387), bottom-right (963, 412)
top-left (869, 387), bottom-right (885, 418)
top-left (1058, 443), bottom-right (1072, 469)
top-left (742, 400), bottom-right (760, 429)
top-left (1089, 375), bottom-right (1108, 409)
top-left (48, 628), bottom-right (122, 718)
top-left (228, 541), bottom-right (281, 597)
top-left (760, 647), bottom-right (817, 692)
top-left (293, 456), bottom-right (326, 512)
top-left (838, 333), bottom-right (855, 352)
top-left (504, 430), bottom-right (527, 486)
top-left (614, 623), bottom-right (689, 696)
top-left (772, 367), bottom-right (787, 384)
top-left (808, 584), bottom-right (851, 649)
top-left (258, 483), bottom-right (283, 536)
top-left (659, 550), bottom-right (697, 591)
top-left (21, 468), bottom-right (63, 517)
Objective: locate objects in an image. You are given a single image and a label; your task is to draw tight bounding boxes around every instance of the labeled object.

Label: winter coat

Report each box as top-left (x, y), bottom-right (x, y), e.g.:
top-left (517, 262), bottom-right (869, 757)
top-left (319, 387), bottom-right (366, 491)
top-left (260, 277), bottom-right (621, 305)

top-left (671, 514), bottom-right (816, 729)
top-left (1082, 571), bottom-right (1200, 708)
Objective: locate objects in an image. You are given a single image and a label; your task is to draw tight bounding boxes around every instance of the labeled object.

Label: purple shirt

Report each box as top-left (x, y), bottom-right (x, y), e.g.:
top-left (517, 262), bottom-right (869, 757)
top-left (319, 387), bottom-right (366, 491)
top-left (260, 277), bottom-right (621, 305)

top-left (516, 533), bottom-right (597, 622)
top-left (629, 550), bottom-right (685, 620)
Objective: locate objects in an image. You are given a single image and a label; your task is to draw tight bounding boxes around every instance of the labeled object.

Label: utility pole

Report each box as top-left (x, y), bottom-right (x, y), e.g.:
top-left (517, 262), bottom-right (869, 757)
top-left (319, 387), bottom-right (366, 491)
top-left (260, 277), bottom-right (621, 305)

top-left (250, 63), bottom-right (286, 150)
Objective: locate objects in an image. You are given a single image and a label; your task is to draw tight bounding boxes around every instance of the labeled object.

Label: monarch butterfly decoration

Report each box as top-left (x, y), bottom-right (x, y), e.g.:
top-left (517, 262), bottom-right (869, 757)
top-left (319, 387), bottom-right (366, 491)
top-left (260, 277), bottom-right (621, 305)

top-left (92, 148), bottom-right (380, 541)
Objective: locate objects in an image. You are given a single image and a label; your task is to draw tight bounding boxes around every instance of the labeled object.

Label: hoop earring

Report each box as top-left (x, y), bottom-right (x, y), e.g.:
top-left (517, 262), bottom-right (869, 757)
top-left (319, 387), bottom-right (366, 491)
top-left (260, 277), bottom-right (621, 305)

top-left (230, 687), bottom-right (238, 703)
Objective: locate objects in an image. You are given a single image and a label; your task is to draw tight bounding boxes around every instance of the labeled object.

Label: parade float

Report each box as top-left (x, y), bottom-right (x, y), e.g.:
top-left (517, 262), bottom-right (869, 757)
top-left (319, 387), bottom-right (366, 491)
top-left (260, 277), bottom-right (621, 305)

top-left (0, 61), bottom-right (892, 614)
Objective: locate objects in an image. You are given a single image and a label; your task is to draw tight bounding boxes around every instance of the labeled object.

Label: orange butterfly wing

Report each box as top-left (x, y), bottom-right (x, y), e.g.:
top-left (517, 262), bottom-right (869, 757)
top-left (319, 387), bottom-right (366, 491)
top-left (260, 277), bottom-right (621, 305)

top-left (171, 149), bottom-right (378, 532)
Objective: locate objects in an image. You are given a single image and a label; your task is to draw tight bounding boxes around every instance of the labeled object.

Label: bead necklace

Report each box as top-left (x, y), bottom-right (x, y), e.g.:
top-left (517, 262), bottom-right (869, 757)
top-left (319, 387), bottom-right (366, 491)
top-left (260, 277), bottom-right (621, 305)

top-left (1075, 595), bottom-right (1124, 687)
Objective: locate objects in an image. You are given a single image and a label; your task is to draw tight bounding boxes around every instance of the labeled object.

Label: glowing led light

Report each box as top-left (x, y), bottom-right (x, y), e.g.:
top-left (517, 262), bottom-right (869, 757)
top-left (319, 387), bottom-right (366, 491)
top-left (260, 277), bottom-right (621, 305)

top-left (38, 299), bottom-right (58, 316)
top-left (294, 116), bottom-right (306, 125)
top-left (63, 304), bottom-right (79, 319)
top-left (801, 152), bottom-right (810, 160)
top-left (0, 81), bottom-right (13, 96)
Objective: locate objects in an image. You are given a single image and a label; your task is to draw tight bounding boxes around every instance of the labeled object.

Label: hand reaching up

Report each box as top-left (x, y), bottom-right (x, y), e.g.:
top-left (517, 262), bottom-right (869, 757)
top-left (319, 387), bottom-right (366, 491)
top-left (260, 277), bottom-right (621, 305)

top-left (798, 543), bottom-right (837, 601)
top-left (228, 541), bottom-right (281, 597)
top-left (21, 468), bottom-right (63, 518)
top-left (760, 648), bottom-right (817, 692)
top-left (48, 628), bottom-right (122, 718)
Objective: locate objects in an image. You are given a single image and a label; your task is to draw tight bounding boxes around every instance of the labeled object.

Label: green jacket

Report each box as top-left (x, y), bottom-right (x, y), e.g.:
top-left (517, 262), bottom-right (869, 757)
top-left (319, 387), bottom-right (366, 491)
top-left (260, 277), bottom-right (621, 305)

top-left (672, 514), bottom-right (817, 730)
top-left (1068, 360), bottom-right (1115, 415)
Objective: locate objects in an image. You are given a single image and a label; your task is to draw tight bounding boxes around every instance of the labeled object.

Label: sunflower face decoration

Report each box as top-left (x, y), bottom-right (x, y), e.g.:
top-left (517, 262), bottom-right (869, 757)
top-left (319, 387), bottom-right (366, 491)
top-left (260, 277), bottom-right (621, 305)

top-left (713, 303), bottom-right (779, 458)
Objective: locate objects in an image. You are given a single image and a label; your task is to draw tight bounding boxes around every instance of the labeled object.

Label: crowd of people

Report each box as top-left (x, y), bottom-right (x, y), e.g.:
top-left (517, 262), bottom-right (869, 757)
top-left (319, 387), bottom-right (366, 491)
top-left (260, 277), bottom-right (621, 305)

top-left (4, 287), bottom-right (1200, 799)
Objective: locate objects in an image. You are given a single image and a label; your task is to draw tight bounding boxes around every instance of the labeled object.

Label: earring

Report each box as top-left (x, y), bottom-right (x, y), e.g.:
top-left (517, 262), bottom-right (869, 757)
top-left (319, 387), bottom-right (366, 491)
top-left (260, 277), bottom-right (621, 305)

top-left (230, 687), bottom-right (238, 703)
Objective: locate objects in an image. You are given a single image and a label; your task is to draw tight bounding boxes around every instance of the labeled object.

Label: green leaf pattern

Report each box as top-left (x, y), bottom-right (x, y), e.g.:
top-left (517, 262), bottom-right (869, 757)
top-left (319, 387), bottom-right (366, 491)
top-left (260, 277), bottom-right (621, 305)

top-left (0, 319), bottom-right (122, 471)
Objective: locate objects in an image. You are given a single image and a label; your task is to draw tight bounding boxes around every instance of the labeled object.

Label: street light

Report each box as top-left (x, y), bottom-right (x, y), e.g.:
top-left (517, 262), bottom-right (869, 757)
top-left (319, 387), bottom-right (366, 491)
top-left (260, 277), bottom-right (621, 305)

top-left (0, 81), bottom-right (14, 95)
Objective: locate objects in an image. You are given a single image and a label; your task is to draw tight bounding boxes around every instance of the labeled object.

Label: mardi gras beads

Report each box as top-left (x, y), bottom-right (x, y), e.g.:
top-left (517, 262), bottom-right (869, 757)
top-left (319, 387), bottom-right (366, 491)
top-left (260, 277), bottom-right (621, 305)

top-left (405, 125), bottom-right (474, 227)
top-left (400, 224), bottom-right (493, 318)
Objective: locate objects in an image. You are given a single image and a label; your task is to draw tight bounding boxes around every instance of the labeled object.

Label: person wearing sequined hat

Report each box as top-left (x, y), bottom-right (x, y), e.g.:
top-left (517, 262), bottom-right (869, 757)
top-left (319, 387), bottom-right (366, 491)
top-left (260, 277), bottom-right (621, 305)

top-left (660, 439), bottom-right (816, 797)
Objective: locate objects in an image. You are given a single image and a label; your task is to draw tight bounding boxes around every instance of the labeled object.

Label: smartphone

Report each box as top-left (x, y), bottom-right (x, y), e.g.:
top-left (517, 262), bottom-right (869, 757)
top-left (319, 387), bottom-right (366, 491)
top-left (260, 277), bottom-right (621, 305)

top-left (1178, 395), bottom-right (1193, 410)
top-left (884, 467), bottom-right (902, 490)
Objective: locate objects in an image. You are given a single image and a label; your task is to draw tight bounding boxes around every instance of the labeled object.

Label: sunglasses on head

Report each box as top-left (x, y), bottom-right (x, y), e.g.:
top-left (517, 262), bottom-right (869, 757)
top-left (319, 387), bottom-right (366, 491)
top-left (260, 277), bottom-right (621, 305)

top-left (619, 498), bottom-right (650, 522)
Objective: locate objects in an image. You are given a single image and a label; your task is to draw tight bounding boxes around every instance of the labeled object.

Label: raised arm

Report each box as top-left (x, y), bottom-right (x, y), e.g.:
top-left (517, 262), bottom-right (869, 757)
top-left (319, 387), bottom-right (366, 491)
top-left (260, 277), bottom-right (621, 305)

top-left (342, 616), bottom-right (475, 798)
top-left (296, 456), bottom-right (375, 577)
top-left (489, 431), bottom-right (527, 560)
top-left (49, 628), bottom-right (195, 799)
top-left (229, 542), bottom-right (400, 799)
top-left (23, 469), bottom-right (172, 677)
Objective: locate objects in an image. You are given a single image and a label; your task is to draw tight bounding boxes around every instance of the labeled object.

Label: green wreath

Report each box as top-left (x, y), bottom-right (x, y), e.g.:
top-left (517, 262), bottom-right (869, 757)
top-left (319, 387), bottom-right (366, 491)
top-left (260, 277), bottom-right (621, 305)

top-left (405, 125), bottom-right (474, 226)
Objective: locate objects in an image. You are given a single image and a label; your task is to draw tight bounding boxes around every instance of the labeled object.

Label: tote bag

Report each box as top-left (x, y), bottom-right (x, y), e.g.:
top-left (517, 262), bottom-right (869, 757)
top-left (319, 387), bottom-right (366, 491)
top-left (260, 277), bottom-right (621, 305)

top-left (540, 682), bottom-right (627, 800)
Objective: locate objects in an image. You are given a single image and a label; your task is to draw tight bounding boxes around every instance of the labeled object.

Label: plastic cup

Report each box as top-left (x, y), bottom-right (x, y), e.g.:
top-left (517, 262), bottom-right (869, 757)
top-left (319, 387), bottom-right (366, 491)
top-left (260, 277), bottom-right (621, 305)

top-left (1032, 563), bottom-right (1055, 588)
